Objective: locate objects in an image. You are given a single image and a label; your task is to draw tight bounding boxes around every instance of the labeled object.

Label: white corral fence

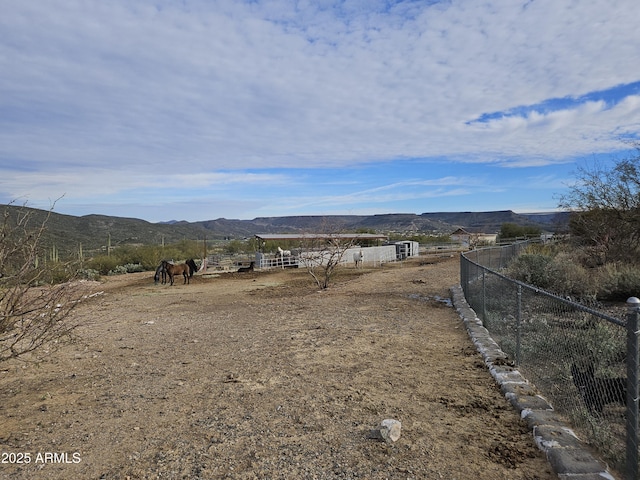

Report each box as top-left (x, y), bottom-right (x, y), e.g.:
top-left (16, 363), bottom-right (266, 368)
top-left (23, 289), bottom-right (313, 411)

top-left (340, 245), bottom-right (398, 267)
top-left (256, 242), bottom-right (419, 270)
top-left (257, 252), bottom-right (298, 269)
top-left (199, 242), bottom-right (421, 273)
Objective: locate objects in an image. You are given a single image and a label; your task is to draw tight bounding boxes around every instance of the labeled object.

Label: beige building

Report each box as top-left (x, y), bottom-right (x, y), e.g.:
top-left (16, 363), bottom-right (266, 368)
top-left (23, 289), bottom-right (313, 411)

top-left (450, 228), bottom-right (497, 246)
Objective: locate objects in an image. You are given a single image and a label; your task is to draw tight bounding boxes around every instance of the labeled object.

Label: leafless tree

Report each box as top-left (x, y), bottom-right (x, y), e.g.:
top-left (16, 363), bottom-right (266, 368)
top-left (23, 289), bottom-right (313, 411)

top-left (0, 202), bottom-right (87, 363)
top-left (558, 144), bottom-right (640, 265)
top-left (298, 232), bottom-right (359, 289)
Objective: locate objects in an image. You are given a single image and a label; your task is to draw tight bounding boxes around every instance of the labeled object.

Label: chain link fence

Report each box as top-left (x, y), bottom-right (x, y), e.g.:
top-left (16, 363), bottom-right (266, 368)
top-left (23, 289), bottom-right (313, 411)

top-left (460, 242), bottom-right (639, 479)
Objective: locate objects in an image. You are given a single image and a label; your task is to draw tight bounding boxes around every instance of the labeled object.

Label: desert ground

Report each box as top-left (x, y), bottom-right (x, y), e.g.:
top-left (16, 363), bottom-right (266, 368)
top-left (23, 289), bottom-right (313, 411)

top-left (0, 255), bottom-right (557, 479)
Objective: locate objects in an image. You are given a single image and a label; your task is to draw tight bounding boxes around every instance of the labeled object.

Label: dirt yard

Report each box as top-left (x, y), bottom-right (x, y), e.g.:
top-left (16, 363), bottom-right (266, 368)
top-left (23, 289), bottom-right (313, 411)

top-left (0, 256), bottom-right (556, 479)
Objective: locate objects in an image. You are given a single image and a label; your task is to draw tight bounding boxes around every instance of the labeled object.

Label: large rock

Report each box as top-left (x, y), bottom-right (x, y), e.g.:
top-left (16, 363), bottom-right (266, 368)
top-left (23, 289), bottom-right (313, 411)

top-left (369, 419), bottom-right (402, 443)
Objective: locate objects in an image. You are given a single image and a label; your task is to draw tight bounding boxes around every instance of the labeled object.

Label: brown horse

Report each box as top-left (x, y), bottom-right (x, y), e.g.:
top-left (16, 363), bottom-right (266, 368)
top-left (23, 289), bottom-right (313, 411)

top-left (161, 259), bottom-right (197, 285)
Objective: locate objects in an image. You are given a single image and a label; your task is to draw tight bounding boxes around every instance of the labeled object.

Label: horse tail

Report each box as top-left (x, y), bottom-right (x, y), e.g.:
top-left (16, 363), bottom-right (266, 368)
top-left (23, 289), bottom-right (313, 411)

top-left (187, 259), bottom-right (197, 277)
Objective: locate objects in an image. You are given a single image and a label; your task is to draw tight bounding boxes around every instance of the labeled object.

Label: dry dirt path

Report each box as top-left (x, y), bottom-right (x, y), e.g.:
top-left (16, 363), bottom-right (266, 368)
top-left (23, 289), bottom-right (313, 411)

top-left (0, 256), bottom-right (555, 479)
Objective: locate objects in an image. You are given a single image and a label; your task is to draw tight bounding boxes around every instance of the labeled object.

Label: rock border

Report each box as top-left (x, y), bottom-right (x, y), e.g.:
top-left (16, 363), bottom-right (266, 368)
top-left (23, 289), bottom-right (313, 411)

top-left (450, 285), bottom-right (617, 480)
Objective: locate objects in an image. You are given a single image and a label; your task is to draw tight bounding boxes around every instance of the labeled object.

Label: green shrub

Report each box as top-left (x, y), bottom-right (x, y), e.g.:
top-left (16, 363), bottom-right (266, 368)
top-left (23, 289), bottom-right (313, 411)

top-left (499, 222), bottom-right (542, 240)
top-left (108, 265), bottom-right (129, 275)
top-left (85, 255), bottom-right (121, 275)
top-left (546, 252), bottom-right (594, 297)
top-left (507, 253), bottom-right (553, 289)
top-left (77, 268), bottom-right (100, 281)
top-left (508, 243), bottom-right (640, 301)
top-left (596, 263), bottom-right (640, 301)
top-left (225, 239), bottom-right (250, 255)
top-left (521, 242), bottom-right (559, 257)
top-left (122, 263), bottom-right (144, 273)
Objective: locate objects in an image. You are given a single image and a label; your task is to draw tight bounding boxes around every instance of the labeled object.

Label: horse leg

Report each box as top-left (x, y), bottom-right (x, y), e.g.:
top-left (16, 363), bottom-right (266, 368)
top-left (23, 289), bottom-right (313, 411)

top-left (184, 271), bottom-right (188, 284)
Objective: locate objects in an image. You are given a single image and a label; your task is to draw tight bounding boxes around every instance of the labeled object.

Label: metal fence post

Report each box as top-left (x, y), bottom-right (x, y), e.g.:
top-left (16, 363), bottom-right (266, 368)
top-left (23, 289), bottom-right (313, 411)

top-left (460, 254), bottom-right (466, 297)
top-left (481, 270), bottom-right (486, 323)
top-left (626, 297), bottom-right (640, 480)
top-left (516, 284), bottom-right (522, 366)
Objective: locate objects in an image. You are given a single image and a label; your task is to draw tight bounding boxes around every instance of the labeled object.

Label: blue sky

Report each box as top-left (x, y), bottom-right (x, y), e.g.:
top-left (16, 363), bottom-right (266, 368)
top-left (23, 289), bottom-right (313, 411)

top-left (1, 0), bottom-right (639, 222)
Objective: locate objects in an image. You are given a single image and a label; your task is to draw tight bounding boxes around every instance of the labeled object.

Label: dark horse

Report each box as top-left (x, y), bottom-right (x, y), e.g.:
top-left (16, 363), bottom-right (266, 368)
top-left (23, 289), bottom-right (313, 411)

top-left (237, 261), bottom-right (255, 273)
top-left (154, 262), bottom-right (167, 284)
top-left (571, 363), bottom-right (626, 414)
top-left (160, 259), bottom-right (197, 285)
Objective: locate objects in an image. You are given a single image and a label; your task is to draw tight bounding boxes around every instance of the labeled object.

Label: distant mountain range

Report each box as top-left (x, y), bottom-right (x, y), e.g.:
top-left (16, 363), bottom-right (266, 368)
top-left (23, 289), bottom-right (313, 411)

top-left (1, 204), bottom-right (569, 256)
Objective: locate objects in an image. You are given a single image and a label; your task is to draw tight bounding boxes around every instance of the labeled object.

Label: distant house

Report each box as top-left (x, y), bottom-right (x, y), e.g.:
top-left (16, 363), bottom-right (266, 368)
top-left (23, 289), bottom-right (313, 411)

top-left (450, 228), bottom-right (497, 246)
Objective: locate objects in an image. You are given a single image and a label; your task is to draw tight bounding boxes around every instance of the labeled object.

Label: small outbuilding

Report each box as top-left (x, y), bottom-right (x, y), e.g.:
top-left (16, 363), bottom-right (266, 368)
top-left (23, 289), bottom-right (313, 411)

top-left (450, 228), bottom-right (497, 246)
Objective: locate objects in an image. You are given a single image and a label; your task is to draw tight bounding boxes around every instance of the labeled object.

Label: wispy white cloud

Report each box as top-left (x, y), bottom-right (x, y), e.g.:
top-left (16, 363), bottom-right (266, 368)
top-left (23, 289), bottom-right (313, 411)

top-left (0, 0), bottom-right (638, 220)
top-left (0, 166), bottom-right (289, 203)
top-left (265, 174), bottom-right (493, 213)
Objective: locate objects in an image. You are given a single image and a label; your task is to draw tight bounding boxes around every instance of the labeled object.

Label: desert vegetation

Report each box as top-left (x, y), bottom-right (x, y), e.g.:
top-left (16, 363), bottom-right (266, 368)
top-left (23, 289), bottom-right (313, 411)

top-left (508, 145), bottom-right (640, 302)
top-left (498, 222), bottom-right (542, 240)
top-left (80, 239), bottom-right (205, 276)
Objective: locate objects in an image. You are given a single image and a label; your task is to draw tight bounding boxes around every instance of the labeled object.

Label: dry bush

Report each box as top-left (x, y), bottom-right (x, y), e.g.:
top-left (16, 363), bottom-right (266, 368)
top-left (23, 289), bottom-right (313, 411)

top-left (594, 262), bottom-right (640, 301)
top-left (299, 235), bottom-right (359, 289)
top-left (0, 203), bottom-right (87, 363)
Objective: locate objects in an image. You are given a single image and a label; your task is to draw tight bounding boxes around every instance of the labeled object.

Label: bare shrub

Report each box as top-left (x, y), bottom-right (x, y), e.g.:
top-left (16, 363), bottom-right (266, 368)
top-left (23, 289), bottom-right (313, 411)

top-left (0, 203), bottom-right (87, 363)
top-left (299, 234), bottom-right (359, 289)
top-left (558, 145), bottom-right (640, 265)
